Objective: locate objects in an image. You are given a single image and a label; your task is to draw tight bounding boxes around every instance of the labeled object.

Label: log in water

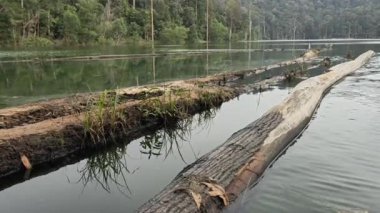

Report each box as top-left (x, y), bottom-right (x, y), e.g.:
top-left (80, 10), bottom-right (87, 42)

top-left (138, 50), bottom-right (375, 213)
top-left (0, 51), bottom-right (320, 178)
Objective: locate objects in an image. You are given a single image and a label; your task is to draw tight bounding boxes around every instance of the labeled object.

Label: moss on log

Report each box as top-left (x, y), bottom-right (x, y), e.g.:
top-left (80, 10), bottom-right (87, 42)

top-left (137, 50), bottom-right (375, 213)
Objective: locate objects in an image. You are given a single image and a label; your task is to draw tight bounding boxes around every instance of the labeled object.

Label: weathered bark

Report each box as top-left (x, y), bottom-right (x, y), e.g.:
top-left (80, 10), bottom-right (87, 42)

top-left (137, 50), bottom-right (375, 212)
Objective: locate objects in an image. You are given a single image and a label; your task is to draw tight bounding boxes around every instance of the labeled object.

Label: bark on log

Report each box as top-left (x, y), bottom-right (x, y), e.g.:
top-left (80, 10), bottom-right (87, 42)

top-left (137, 50), bottom-right (375, 213)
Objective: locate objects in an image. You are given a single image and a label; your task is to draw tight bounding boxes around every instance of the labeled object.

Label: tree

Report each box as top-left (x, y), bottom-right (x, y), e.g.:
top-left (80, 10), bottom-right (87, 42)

top-left (63, 7), bottom-right (80, 43)
top-left (0, 0), bottom-right (380, 46)
top-left (160, 24), bottom-right (189, 44)
top-left (226, 0), bottom-right (242, 42)
top-left (76, 0), bottom-right (103, 43)
top-left (210, 18), bottom-right (228, 43)
top-left (0, 13), bottom-right (12, 44)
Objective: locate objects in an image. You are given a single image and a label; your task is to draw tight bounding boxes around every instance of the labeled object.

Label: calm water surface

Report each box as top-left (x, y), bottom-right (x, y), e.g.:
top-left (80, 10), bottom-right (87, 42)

top-left (0, 41), bottom-right (379, 212)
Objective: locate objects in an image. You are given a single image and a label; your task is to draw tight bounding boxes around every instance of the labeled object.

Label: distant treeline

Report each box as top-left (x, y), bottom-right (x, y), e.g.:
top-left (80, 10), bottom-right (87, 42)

top-left (0, 0), bottom-right (379, 47)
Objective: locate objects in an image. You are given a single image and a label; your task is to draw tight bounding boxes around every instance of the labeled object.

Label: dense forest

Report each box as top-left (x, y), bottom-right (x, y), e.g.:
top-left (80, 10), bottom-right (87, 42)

top-left (0, 0), bottom-right (379, 47)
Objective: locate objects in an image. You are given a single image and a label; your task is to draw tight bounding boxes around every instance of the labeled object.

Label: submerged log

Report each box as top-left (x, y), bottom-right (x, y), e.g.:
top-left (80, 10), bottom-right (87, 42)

top-left (138, 50), bottom-right (375, 212)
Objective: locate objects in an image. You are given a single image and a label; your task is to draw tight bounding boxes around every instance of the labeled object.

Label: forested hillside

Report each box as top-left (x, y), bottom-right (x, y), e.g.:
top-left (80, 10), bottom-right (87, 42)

top-left (0, 0), bottom-right (379, 47)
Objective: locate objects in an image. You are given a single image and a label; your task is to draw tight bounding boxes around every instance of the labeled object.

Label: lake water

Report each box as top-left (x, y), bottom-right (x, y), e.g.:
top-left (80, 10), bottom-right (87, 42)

top-left (0, 40), bottom-right (380, 212)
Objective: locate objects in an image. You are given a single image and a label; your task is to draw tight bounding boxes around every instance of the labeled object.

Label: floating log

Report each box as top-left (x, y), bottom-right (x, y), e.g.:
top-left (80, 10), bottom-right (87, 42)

top-left (0, 50), bottom-right (320, 178)
top-left (0, 51), bottom-right (319, 129)
top-left (137, 50), bottom-right (375, 213)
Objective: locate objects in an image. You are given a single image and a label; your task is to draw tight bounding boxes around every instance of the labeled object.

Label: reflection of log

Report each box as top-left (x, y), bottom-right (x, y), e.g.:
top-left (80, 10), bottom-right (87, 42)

top-left (138, 50), bottom-right (375, 213)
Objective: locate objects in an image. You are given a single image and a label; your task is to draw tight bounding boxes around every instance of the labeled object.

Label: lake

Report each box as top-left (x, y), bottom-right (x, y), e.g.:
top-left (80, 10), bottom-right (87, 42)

top-left (0, 40), bottom-right (379, 213)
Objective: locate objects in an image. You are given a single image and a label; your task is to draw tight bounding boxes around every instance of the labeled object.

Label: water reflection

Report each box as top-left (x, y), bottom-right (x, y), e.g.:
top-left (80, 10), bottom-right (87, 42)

top-left (76, 108), bottom-right (217, 194)
top-left (78, 145), bottom-right (133, 196)
top-left (140, 109), bottom-right (216, 160)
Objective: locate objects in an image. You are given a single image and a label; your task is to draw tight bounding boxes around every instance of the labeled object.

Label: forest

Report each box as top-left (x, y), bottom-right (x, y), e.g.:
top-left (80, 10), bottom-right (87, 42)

top-left (0, 0), bottom-right (379, 47)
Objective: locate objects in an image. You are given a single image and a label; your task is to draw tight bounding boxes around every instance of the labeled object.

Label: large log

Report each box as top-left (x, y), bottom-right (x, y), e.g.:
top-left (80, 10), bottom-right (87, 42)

top-left (138, 50), bottom-right (375, 212)
top-left (0, 52), bottom-right (319, 129)
top-left (0, 50), bottom-right (320, 178)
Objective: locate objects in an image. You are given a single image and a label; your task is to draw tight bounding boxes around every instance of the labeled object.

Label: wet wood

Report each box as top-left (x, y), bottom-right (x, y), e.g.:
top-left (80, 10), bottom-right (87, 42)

top-left (137, 50), bottom-right (375, 213)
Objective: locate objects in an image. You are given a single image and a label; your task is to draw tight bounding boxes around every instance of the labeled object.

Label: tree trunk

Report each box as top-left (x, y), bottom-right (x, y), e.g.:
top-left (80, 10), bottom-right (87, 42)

top-left (150, 0), bottom-right (154, 50)
top-left (293, 18), bottom-right (297, 40)
top-left (47, 10), bottom-right (50, 36)
top-left (248, 4), bottom-right (252, 41)
top-left (195, 0), bottom-right (198, 25)
top-left (262, 15), bottom-right (266, 39)
top-left (206, 0), bottom-right (209, 50)
top-left (229, 27), bottom-right (232, 49)
top-left (137, 50), bottom-right (375, 213)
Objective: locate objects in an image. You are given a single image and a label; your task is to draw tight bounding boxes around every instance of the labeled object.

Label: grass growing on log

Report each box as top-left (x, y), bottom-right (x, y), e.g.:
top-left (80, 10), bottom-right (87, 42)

top-left (81, 87), bottom-right (232, 147)
top-left (283, 62), bottom-right (309, 81)
top-left (138, 89), bottom-right (192, 124)
top-left (138, 89), bottom-right (231, 125)
top-left (83, 90), bottom-right (126, 146)
top-left (197, 90), bottom-right (229, 108)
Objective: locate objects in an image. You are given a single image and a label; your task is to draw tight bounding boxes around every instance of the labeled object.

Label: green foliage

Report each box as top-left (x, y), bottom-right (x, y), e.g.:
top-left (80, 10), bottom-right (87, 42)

top-left (22, 37), bottom-right (54, 47)
top-left (0, 13), bottom-right (12, 45)
top-left (0, 0), bottom-right (379, 46)
top-left (160, 24), bottom-right (189, 44)
top-left (210, 18), bottom-right (228, 43)
top-left (186, 25), bottom-right (199, 44)
top-left (125, 8), bottom-right (148, 37)
top-left (83, 90), bottom-right (126, 145)
top-left (63, 8), bottom-right (81, 43)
